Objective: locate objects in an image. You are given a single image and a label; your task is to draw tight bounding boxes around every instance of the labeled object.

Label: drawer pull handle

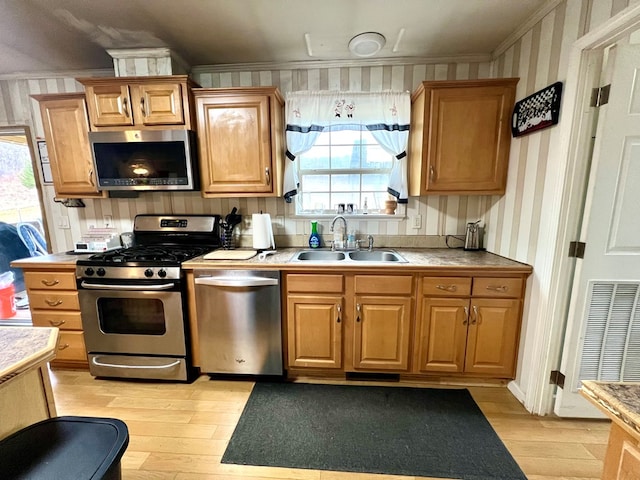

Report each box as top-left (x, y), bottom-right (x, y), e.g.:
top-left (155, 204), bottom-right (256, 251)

top-left (463, 306), bottom-right (469, 325)
top-left (41, 279), bottom-right (59, 287)
top-left (49, 320), bottom-right (66, 327)
top-left (265, 167), bottom-right (271, 186)
top-left (356, 303), bottom-right (361, 322)
top-left (486, 285), bottom-right (508, 292)
top-left (45, 299), bottom-right (63, 307)
top-left (430, 165), bottom-right (435, 182)
top-left (336, 304), bottom-right (341, 323)
top-left (140, 97), bottom-right (146, 116)
top-left (58, 343), bottom-right (70, 350)
top-left (436, 284), bottom-right (457, 292)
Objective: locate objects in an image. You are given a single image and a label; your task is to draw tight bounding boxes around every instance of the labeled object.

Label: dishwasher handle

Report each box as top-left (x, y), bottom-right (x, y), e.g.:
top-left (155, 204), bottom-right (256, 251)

top-left (195, 276), bottom-right (279, 288)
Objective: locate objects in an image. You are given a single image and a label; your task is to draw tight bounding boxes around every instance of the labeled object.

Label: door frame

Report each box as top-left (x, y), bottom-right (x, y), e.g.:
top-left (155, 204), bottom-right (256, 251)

top-left (522, 4), bottom-right (640, 415)
top-left (0, 125), bottom-right (51, 251)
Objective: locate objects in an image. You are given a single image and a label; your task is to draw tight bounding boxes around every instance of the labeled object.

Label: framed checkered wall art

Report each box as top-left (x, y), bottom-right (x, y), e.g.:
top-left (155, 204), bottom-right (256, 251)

top-left (511, 81), bottom-right (563, 137)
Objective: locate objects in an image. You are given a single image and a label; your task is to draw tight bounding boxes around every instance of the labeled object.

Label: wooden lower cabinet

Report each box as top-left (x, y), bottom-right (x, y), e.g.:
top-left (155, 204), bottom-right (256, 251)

top-left (286, 294), bottom-right (343, 369)
top-left (414, 276), bottom-right (523, 378)
top-left (23, 268), bottom-right (88, 368)
top-left (284, 270), bottom-right (527, 379)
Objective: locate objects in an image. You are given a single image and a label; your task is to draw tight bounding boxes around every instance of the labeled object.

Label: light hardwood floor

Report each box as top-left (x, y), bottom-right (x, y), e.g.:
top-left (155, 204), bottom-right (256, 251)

top-left (49, 369), bottom-right (611, 480)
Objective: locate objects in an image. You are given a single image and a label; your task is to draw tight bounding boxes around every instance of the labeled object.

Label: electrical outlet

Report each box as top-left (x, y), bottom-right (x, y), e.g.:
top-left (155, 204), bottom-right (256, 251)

top-left (59, 216), bottom-right (70, 229)
top-left (412, 214), bottom-right (422, 229)
top-left (103, 215), bottom-right (112, 227)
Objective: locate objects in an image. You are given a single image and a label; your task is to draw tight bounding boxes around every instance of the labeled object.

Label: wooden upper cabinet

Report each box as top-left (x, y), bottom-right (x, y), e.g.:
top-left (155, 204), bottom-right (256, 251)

top-left (409, 78), bottom-right (518, 195)
top-left (193, 87), bottom-right (284, 197)
top-left (77, 76), bottom-right (197, 130)
top-left (32, 93), bottom-right (105, 199)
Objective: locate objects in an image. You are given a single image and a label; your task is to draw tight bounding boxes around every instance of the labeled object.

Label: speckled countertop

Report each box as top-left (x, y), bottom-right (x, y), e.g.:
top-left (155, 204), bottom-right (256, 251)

top-left (581, 380), bottom-right (640, 434)
top-left (182, 248), bottom-right (533, 274)
top-left (0, 326), bottom-right (59, 381)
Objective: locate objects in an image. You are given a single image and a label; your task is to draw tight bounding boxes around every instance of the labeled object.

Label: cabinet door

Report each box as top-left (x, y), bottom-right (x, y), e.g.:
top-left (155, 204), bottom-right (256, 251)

top-left (465, 298), bottom-right (520, 376)
top-left (415, 297), bottom-right (468, 373)
top-left (196, 95), bottom-right (274, 195)
top-left (286, 295), bottom-right (342, 369)
top-left (353, 296), bottom-right (412, 371)
top-left (427, 85), bottom-right (512, 193)
top-left (136, 83), bottom-right (185, 125)
top-left (84, 84), bottom-right (134, 127)
top-left (37, 95), bottom-right (104, 198)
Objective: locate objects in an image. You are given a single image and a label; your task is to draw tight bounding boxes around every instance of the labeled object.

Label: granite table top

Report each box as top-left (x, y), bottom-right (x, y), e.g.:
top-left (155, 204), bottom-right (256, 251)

top-left (0, 326), bottom-right (59, 381)
top-left (581, 380), bottom-right (640, 435)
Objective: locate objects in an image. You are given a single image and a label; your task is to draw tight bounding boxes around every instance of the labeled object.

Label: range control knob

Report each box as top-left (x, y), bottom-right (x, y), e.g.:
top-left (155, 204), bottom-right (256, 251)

top-left (96, 268), bottom-right (106, 277)
top-left (157, 269), bottom-right (167, 278)
top-left (144, 269), bottom-right (154, 278)
top-left (84, 268), bottom-right (95, 276)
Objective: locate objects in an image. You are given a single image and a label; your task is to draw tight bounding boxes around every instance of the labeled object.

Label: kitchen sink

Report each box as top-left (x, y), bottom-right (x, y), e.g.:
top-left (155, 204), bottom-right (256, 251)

top-left (293, 250), bottom-right (346, 261)
top-left (290, 249), bottom-right (407, 263)
top-left (347, 250), bottom-right (407, 262)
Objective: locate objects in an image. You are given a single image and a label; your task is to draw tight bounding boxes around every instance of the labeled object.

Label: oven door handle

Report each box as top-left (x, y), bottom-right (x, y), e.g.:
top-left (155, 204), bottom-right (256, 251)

top-left (195, 276), bottom-right (278, 287)
top-left (80, 281), bottom-right (177, 290)
top-left (92, 357), bottom-right (181, 370)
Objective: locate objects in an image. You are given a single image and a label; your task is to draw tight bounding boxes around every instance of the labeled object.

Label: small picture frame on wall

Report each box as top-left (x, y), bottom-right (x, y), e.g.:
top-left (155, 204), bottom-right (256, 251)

top-left (37, 140), bottom-right (53, 184)
top-left (511, 81), bottom-right (563, 137)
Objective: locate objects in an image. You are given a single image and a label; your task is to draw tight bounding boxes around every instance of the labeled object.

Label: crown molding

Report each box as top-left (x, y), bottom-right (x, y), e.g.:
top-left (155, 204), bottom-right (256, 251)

top-left (492, 0), bottom-right (564, 59)
top-left (0, 68), bottom-right (114, 81)
top-left (190, 54), bottom-right (492, 74)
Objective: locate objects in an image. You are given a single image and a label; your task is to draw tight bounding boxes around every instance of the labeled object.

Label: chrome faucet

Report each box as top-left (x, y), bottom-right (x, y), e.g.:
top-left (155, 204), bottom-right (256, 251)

top-left (330, 215), bottom-right (348, 250)
top-left (367, 234), bottom-right (374, 251)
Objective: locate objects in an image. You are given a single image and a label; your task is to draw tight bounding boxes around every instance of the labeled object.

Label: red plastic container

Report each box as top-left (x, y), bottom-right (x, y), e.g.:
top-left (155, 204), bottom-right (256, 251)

top-left (0, 283), bottom-right (16, 318)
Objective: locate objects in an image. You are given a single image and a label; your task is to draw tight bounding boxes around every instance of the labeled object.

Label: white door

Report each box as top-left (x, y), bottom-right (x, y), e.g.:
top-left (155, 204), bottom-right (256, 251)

top-left (555, 39), bottom-right (640, 418)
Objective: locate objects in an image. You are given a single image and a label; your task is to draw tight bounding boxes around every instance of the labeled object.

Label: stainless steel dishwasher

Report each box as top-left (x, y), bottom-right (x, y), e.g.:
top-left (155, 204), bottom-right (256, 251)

top-left (194, 270), bottom-right (283, 375)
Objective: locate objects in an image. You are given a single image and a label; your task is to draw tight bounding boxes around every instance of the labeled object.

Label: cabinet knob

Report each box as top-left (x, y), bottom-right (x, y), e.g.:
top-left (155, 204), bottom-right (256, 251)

top-left (45, 298), bottom-right (63, 307)
top-left (336, 304), bottom-right (341, 323)
top-left (41, 279), bottom-right (59, 287)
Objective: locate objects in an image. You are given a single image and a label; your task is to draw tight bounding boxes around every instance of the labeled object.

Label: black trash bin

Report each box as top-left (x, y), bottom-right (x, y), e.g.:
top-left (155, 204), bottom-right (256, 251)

top-left (0, 416), bottom-right (129, 480)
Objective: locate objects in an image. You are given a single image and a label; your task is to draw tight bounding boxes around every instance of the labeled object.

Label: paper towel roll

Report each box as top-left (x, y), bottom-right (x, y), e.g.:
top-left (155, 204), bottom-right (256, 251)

top-left (252, 213), bottom-right (275, 250)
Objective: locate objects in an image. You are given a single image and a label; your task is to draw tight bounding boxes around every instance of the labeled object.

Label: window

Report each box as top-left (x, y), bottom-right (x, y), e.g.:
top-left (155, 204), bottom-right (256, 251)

top-left (296, 129), bottom-right (393, 215)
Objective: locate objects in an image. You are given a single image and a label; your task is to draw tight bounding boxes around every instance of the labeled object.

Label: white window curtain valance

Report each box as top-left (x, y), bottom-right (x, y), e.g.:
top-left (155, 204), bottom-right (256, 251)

top-left (283, 90), bottom-right (410, 204)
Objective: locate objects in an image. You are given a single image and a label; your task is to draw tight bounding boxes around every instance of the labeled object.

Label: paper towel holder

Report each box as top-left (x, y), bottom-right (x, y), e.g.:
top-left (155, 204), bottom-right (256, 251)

top-left (252, 212), bottom-right (276, 251)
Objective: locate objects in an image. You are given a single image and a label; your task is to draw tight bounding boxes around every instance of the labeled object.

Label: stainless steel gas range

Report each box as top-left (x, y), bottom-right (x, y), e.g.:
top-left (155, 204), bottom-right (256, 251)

top-left (76, 214), bottom-right (220, 381)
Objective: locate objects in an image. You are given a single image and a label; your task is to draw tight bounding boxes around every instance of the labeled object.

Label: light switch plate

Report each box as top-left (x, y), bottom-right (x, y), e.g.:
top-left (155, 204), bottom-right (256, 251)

top-left (412, 214), bottom-right (422, 229)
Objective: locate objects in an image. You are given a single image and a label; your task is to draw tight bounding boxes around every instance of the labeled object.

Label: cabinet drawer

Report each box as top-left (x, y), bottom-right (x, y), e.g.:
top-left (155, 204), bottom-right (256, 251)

top-left (354, 275), bottom-right (413, 295)
top-left (287, 274), bottom-right (343, 293)
top-left (24, 271), bottom-right (76, 290)
top-left (422, 277), bottom-right (471, 297)
top-left (472, 277), bottom-right (523, 298)
top-left (29, 291), bottom-right (80, 310)
top-left (54, 331), bottom-right (87, 363)
top-left (31, 311), bottom-right (83, 330)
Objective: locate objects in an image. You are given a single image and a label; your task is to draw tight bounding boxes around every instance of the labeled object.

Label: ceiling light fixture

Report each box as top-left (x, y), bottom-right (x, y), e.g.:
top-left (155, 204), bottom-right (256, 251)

top-left (348, 32), bottom-right (386, 57)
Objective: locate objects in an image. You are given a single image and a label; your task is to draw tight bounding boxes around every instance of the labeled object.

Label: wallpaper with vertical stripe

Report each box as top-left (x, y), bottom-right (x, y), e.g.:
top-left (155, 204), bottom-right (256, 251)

top-left (0, 0), bottom-right (635, 411)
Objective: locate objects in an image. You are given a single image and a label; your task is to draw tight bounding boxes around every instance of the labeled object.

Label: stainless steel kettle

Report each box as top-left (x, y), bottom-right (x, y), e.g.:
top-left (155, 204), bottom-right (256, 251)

top-left (464, 221), bottom-right (484, 251)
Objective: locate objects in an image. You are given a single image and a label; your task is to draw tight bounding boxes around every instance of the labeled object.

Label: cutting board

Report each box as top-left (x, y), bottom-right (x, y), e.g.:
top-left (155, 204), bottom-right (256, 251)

top-left (203, 250), bottom-right (258, 260)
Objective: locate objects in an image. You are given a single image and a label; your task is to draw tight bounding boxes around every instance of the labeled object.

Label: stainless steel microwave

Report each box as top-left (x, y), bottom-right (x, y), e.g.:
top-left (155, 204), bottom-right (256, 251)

top-left (89, 130), bottom-right (199, 191)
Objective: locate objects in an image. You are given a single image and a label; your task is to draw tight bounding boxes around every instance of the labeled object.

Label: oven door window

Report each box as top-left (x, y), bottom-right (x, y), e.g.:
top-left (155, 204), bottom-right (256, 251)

top-left (97, 297), bottom-right (166, 335)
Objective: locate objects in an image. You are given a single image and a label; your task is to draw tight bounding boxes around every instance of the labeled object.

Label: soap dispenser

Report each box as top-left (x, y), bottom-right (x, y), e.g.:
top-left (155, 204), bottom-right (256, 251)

top-left (309, 221), bottom-right (321, 249)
